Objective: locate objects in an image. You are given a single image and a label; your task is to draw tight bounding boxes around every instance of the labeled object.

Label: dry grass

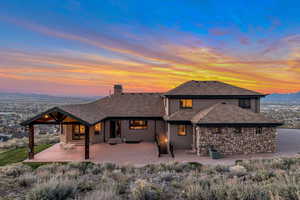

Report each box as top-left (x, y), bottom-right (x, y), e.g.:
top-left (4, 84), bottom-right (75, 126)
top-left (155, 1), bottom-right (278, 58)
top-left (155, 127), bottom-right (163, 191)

top-left (0, 158), bottom-right (300, 199)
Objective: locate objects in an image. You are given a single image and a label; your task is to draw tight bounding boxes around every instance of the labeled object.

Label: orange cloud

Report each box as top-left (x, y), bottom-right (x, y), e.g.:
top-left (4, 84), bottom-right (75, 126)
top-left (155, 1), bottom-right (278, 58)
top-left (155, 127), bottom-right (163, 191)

top-left (0, 19), bottom-right (300, 95)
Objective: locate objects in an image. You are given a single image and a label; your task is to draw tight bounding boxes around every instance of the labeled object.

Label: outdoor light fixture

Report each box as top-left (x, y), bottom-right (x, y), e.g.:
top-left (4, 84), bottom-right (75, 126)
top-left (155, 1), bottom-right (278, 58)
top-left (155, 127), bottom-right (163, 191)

top-left (44, 114), bottom-right (49, 119)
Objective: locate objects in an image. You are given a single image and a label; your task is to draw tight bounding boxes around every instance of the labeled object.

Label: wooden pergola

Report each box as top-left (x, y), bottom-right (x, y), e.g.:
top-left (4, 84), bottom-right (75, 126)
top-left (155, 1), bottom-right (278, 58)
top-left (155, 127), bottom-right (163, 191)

top-left (21, 107), bottom-right (91, 160)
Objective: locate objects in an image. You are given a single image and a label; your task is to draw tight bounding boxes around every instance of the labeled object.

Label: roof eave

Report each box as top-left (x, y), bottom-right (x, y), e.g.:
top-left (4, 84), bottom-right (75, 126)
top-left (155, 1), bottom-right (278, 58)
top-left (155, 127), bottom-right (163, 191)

top-left (163, 94), bottom-right (266, 99)
top-left (20, 106), bottom-right (92, 126)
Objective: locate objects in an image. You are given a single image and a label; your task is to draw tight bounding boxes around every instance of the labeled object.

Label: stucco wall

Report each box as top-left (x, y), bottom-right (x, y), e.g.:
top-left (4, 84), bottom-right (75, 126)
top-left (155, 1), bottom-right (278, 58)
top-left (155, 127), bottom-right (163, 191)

top-left (168, 98), bottom-right (259, 115)
top-left (169, 124), bottom-right (193, 149)
top-left (196, 127), bottom-right (277, 156)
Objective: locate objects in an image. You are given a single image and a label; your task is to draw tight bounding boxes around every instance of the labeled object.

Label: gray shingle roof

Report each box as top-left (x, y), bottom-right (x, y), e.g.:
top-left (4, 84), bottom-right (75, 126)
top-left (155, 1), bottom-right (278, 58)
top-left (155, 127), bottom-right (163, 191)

top-left (164, 109), bottom-right (201, 122)
top-left (164, 80), bottom-right (264, 96)
top-left (58, 93), bottom-right (165, 125)
top-left (191, 103), bottom-right (282, 125)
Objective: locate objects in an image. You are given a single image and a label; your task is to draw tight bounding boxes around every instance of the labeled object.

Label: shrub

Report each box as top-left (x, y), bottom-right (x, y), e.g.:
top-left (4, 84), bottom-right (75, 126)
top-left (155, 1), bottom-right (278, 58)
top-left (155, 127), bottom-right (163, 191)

top-left (1, 163), bottom-right (32, 177)
top-left (131, 179), bottom-right (162, 200)
top-left (18, 173), bottom-right (37, 187)
top-left (26, 178), bottom-right (77, 200)
top-left (83, 185), bottom-right (120, 200)
top-left (229, 165), bottom-right (247, 176)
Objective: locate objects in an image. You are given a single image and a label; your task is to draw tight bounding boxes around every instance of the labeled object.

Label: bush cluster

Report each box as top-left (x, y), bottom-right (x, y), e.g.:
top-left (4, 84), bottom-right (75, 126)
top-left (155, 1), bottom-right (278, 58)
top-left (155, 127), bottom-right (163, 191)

top-left (0, 158), bottom-right (300, 199)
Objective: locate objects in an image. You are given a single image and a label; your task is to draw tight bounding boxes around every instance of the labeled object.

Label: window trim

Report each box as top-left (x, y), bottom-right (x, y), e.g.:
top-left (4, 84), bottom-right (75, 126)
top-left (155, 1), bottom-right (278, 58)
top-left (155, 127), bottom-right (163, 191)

top-left (177, 125), bottom-right (187, 136)
top-left (72, 124), bottom-right (85, 140)
top-left (239, 98), bottom-right (251, 109)
top-left (129, 120), bottom-right (148, 130)
top-left (180, 99), bottom-right (193, 109)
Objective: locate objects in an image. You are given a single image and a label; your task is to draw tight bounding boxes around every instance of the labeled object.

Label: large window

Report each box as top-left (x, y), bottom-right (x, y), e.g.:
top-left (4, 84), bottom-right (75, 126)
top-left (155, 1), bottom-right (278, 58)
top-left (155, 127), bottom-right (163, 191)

top-left (72, 125), bottom-right (85, 140)
top-left (177, 125), bottom-right (187, 136)
top-left (129, 120), bottom-right (148, 130)
top-left (239, 99), bottom-right (251, 109)
top-left (180, 99), bottom-right (193, 109)
top-left (94, 123), bottom-right (102, 135)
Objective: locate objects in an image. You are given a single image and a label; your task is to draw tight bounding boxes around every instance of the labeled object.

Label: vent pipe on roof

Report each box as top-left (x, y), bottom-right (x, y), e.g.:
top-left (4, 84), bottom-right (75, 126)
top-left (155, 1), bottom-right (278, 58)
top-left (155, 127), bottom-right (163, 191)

top-left (114, 84), bottom-right (123, 95)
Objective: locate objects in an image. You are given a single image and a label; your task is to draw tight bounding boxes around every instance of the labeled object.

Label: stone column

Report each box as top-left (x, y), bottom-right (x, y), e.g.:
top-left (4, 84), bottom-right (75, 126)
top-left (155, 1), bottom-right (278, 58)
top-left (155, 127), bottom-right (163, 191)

top-left (28, 124), bottom-right (34, 159)
top-left (85, 125), bottom-right (90, 160)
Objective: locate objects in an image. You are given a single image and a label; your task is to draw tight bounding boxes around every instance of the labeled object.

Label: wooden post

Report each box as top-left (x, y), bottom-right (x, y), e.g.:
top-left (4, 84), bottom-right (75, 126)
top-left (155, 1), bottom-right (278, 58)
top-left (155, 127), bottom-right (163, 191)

top-left (28, 124), bottom-right (34, 159)
top-left (85, 125), bottom-right (90, 160)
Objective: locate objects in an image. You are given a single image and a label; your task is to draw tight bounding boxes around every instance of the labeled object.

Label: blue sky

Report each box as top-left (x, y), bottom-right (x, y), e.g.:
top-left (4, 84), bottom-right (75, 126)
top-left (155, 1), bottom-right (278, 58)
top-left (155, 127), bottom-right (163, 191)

top-left (0, 0), bottom-right (300, 95)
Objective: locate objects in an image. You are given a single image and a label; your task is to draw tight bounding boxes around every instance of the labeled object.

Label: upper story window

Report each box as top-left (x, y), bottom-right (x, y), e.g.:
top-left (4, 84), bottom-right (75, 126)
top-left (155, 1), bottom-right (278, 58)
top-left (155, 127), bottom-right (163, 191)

top-left (177, 125), bottom-right (187, 136)
top-left (94, 122), bottom-right (102, 135)
top-left (239, 99), bottom-right (251, 109)
top-left (129, 120), bottom-right (148, 130)
top-left (180, 99), bottom-right (193, 109)
top-left (72, 124), bottom-right (85, 140)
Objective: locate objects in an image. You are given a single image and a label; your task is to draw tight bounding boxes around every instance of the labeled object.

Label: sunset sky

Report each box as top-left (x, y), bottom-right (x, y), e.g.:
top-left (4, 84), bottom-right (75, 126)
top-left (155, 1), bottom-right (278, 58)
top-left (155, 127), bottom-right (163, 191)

top-left (0, 0), bottom-right (300, 96)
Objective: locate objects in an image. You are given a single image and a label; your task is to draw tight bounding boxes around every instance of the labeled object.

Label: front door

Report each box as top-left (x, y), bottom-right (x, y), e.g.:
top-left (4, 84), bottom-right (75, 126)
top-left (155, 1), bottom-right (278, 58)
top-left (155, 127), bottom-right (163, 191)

top-left (110, 120), bottom-right (121, 138)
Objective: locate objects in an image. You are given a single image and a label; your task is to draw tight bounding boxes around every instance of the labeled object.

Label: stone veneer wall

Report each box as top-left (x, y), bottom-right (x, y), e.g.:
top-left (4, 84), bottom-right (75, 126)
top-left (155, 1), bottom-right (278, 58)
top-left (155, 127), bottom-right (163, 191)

top-left (196, 127), bottom-right (277, 156)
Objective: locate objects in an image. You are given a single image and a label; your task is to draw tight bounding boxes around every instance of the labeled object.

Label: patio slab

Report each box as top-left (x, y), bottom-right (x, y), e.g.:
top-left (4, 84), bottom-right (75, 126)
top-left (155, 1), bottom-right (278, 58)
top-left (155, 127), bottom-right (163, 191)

top-left (24, 129), bottom-right (300, 166)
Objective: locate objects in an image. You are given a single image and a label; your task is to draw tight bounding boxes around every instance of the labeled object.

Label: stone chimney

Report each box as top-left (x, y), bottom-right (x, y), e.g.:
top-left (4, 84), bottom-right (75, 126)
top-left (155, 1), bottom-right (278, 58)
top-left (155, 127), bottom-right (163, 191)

top-left (114, 84), bottom-right (123, 95)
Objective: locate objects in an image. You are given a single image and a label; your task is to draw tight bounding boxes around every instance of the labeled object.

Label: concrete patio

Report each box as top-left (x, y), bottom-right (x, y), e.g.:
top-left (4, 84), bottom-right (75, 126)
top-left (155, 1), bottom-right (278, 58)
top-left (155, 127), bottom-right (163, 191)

top-left (24, 129), bottom-right (300, 166)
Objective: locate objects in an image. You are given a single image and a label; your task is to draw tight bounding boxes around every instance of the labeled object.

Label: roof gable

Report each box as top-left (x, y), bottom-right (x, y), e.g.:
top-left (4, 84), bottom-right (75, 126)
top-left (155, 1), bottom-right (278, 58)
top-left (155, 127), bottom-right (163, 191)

top-left (164, 80), bottom-right (264, 96)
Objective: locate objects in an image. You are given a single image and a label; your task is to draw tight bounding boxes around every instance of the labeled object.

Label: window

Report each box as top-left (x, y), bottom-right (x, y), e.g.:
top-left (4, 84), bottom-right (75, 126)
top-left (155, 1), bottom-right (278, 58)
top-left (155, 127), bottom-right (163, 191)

top-left (129, 120), bottom-right (148, 130)
top-left (180, 99), bottom-right (193, 109)
top-left (177, 125), bottom-right (187, 136)
top-left (94, 123), bottom-right (102, 135)
top-left (234, 127), bottom-right (242, 134)
top-left (239, 99), bottom-right (251, 109)
top-left (256, 127), bottom-right (262, 134)
top-left (72, 125), bottom-right (85, 140)
top-left (211, 127), bottom-right (222, 134)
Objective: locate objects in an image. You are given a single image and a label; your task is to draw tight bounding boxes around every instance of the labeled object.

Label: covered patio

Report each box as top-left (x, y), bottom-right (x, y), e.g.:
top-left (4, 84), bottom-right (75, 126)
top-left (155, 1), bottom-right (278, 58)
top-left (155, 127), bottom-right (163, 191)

top-left (21, 107), bottom-right (94, 160)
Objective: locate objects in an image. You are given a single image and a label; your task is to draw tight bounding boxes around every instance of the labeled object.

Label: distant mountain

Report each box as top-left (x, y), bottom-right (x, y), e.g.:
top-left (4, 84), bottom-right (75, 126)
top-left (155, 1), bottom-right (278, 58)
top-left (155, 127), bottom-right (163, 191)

top-left (262, 92), bottom-right (300, 104)
top-left (0, 92), bottom-right (99, 104)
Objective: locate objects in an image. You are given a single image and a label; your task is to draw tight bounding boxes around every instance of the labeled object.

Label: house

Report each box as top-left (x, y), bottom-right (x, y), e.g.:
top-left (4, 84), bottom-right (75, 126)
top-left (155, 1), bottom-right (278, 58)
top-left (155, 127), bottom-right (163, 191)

top-left (21, 80), bottom-right (282, 159)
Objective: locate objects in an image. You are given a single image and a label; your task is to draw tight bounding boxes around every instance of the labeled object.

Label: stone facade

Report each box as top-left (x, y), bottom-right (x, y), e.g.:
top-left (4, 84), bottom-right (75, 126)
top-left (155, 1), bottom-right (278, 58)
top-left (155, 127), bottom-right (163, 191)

top-left (196, 126), bottom-right (277, 156)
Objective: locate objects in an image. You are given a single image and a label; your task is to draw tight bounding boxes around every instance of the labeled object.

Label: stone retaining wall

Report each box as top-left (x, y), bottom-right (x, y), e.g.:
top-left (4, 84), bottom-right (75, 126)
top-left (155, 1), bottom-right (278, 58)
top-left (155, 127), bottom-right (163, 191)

top-left (196, 127), bottom-right (277, 156)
